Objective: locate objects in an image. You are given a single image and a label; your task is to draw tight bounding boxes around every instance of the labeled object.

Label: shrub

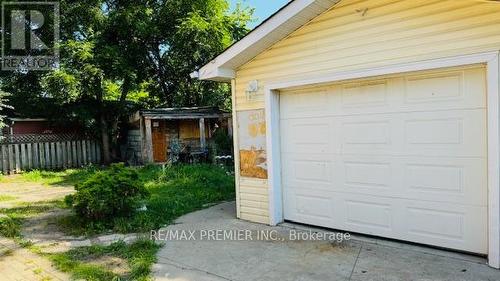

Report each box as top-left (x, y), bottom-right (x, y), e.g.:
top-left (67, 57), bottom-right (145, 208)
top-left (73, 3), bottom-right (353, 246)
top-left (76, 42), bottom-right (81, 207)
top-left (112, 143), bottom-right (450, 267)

top-left (0, 216), bottom-right (21, 238)
top-left (65, 163), bottom-right (148, 222)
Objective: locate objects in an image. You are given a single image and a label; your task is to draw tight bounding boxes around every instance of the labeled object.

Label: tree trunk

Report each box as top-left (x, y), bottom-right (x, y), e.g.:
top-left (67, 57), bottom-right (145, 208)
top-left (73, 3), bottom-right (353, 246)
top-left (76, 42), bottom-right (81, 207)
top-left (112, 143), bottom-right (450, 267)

top-left (100, 113), bottom-right (112, 164)
top-left (96, 76), bottom-right (112, 164)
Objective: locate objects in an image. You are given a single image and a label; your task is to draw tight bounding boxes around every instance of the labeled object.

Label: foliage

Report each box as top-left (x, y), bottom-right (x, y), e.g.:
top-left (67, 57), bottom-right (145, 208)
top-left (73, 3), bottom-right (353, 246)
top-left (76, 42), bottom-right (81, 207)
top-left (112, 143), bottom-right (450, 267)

top-left (1, 0), bottom-right (254, 163)
top-left (0, 200), bottom-right (64, 238)
top-left (0, 216), bottom-right (21, 238)
top-left (0, 195), bottom-right (16, 202)
top-left (65, 163), bottom-right (149, 222)
top-left (1, 165), bottom-right (100, 186)
top-left (49, 240), bottom-right (161, 281)
top-left (168, 138), bottom-right (181, 164)
top-left (59, 164), bottom-right (234, 235)
top-left (0, 89), bottom-right (13, 131)
top-left (211, 129), bottom-right (233, 155)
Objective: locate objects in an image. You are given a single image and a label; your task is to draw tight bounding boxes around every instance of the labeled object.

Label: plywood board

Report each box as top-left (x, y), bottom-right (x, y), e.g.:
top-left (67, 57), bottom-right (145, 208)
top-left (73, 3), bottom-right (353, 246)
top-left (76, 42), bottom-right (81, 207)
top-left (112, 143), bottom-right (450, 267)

top-left (237, 110), bottom-right (267, 179)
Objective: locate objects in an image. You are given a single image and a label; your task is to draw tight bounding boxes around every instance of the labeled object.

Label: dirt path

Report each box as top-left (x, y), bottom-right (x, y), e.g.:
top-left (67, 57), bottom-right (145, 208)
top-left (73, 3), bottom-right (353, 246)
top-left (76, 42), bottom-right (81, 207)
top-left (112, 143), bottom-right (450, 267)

top-left (0, 177), bottom-right (144, 280)
top-left (0, 180), bottom-right (73, 281)
top-left (0, 237), bottom-right (70, 281)
top-left (0, 179), bottom-right (74, 209)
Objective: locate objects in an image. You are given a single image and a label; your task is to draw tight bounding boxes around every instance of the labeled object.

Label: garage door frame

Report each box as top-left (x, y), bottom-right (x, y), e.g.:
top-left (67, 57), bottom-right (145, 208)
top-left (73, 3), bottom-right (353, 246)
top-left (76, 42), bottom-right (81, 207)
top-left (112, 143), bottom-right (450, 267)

top-left (264, 51), bottom-right (500, 268)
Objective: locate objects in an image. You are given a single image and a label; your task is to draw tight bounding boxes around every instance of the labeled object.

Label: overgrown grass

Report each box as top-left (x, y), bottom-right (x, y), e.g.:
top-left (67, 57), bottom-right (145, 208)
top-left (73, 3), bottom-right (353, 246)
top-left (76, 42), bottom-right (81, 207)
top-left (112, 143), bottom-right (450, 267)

top-left (0, 200), bottom-right (64, 238)
top-left (0, 164), bottom-right (233, 281)
top-left (1, 164), bottom-right (235, 236)
top-left (59, 164), bottom-right (235, 235)
top-left (49, 240), bottom-right (161, 281)
top-left (0, 195), bottom-right (16, 202)
top-left (0, 165), bottom-right (99, 186)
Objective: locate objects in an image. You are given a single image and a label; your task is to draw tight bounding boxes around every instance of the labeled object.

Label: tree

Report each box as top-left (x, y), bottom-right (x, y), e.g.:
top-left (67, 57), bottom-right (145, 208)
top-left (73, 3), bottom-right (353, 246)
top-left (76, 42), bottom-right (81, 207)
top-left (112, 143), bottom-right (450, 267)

top-left (16, 0), bottom-right (254, 163)
top-left (0, 90), bottom-right (12, 131)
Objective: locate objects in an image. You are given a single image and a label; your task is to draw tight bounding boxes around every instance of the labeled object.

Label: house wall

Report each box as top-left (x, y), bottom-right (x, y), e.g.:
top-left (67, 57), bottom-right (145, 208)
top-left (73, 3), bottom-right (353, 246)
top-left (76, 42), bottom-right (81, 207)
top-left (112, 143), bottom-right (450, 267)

top-left (232, 0), bottom-right (500, 224)
top-left (11, 121), bottom-right (77, 134)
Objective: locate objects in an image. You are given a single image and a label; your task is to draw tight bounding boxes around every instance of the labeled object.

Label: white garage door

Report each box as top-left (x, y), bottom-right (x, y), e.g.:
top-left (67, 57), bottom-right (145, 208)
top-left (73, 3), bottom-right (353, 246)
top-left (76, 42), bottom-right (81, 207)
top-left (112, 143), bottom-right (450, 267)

top-left (280, 66), bottom-right (488, 254)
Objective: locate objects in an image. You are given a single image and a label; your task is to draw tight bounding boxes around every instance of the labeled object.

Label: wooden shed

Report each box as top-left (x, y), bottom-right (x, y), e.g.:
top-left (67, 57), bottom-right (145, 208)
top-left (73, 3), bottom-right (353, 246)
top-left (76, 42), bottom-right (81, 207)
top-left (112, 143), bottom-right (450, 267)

top-left (127, 107), bottom-right (232, 164)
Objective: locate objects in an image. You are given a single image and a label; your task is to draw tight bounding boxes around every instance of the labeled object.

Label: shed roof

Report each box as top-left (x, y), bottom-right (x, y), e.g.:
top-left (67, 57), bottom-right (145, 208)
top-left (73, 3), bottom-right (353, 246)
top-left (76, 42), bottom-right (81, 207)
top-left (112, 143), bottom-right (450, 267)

top-left (140, 106), bottom-right (230, 119)
top-left (196, 0), bottom-right (340, 82)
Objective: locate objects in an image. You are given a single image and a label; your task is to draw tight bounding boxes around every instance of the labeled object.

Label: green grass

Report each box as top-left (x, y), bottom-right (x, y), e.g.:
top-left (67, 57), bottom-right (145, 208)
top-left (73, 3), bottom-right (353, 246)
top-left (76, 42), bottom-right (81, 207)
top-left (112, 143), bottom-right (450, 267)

top-left (49, 240), bottom-right (161, 281)
top-left (59, 164), bottom-right (235, 235)
top-left (1, 164), bottom-right (234, 281)
top-left (0, 195), bottom-right (16, 202)
top-left (0, 200), bottom-right (65, 239)
top-left (0, 165), bottom-right (99, 186)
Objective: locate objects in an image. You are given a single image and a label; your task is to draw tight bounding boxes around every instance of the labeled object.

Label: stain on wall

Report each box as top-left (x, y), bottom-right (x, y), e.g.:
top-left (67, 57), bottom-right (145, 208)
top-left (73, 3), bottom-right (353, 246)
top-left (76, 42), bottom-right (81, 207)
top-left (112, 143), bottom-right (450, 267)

top-left (237, 110), bottom-right (267, 179)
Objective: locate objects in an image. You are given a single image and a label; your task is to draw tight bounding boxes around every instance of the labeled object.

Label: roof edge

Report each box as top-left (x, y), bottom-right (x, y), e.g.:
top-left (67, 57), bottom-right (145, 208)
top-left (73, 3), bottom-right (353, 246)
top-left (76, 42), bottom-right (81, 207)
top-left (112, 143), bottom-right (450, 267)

top-left (197, 0), bottom-right (339, 82)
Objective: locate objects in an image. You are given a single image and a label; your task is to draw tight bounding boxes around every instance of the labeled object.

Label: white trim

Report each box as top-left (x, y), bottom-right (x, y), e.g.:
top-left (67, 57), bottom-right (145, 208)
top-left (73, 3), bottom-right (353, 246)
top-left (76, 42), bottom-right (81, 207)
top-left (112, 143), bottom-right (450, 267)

top-left (231, 79), bottom-right (242, 218)
top-left (487, 52), bottom-right (500, 268)
top-left (264, 51), bottom-right (500, 268)
top-left (199, 0), bottom-right (340, 81)
top-left (265, 89), bottom-right (283, 226)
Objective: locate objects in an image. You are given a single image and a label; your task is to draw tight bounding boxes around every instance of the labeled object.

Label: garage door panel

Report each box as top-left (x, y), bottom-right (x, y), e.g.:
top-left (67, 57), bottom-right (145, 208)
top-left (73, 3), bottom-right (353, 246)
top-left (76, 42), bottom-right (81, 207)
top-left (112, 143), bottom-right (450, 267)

top-left (283, 190), bottom-right (487, 254)
top-left (283, 153), bottom-right (485, 206)
top-left (403, 202), bottom-right (487, 254)
top-left (402, 68), bottom-right (486, 109)
top-left (281, 162), bottom-right (334, 188)
top-left (280, 118), bottom-right (335, 154)
top-left (280, 67), bottom-right (486, 120)
top-left (280, 66), bottom-right (487, 254)
top-left (283, 187), bottom-right (338, 227)
top-left (282, 111), bottom-right (485, 158)
top-left (279, 89), bottom-right (334, 119)
top-left (339, 109), bottom-right (486, 157)
top-left (402, 109), bottom-right (486, 157)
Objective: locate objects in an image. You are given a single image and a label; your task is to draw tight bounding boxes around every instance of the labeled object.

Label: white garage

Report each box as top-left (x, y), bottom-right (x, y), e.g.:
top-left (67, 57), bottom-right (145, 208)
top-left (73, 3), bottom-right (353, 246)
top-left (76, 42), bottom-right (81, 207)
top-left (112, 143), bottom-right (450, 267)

top-left (279, 66), bottom-right (487, 254)
top-left (196, 0), bottom-right (500, 268)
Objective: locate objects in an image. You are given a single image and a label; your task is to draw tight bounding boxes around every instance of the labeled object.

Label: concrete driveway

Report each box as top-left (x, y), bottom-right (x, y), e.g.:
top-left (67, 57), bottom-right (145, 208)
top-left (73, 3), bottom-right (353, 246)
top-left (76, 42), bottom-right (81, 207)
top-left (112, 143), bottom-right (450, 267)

top-left (153, 202), bottom-right (500, 281)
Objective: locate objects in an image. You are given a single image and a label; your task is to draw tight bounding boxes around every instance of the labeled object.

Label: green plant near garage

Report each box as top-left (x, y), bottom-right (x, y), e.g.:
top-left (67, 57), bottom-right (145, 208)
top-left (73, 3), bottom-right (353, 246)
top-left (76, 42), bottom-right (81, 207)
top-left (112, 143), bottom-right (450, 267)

top-left (65, 163), bottom-right (149, 222)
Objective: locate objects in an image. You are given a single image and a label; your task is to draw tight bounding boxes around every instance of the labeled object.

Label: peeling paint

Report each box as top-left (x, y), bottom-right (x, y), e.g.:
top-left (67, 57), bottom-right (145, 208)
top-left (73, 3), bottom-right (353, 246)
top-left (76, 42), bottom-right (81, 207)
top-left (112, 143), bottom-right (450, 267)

top-left (238, 110), bottom-right (267, 179)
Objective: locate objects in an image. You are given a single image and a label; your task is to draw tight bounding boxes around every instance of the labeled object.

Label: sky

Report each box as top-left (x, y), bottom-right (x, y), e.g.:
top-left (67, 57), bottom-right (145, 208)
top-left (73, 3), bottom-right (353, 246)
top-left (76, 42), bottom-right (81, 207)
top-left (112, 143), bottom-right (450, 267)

top-left (230, 0), bottom-right (291, 28)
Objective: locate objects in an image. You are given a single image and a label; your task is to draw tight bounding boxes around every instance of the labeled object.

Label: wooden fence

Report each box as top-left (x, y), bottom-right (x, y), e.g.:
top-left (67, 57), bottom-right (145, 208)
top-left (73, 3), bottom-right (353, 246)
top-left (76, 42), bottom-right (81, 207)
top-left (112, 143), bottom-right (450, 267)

top-left (0, 140), bottom-right (101, 174)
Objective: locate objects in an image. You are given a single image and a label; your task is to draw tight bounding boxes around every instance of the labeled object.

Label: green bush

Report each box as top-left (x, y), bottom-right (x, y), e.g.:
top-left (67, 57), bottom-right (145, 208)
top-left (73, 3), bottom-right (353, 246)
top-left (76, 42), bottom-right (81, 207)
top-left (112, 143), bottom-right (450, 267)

top-left (65, 163), bottom-right (148, 222)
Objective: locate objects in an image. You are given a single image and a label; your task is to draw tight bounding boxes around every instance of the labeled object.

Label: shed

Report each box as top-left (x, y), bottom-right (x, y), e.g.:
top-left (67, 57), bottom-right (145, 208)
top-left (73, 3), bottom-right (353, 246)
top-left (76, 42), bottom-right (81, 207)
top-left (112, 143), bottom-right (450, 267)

top-left (1, 117), bottom-right (84, 143)
top-left (196, 0), bottom-right (500, 268)
top-left (127, 107), bottom-right (232, 164)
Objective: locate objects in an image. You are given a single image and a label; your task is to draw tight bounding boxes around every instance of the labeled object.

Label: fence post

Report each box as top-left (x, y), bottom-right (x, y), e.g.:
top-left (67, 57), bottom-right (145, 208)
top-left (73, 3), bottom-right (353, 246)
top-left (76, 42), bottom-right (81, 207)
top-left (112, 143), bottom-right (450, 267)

top-left (44, 143), bottom-right (50, 169)
top-left (86, 140), bottom-right (92, 164)
top-left (60, 142), bottom-right (66, 169)
top-left (20, 144), bottom-right (27, 170)
top-left (56, 142), bottom-right (62, 169)
top-left (96, 142), bottom-right (101, 164)
top-left (33, 142), bottom-right (38, 169)
top-left (14, 144), bottom-right (21, 173)
top-left (49, 143), bottom-right (55, 169)
top-left (72, 141), bottom-right (77, 167)
top-left (39, 143), bottom-right (45, 169)
top-left (8, 145), bottom-right (14, 174)
top-left (66, 141), bottom-right (72, 168)
top-left (1, 145), bottom-right (7, 174)
top-left (82, 140), bottom-right (87, 166)
top-left (27, 143), bottom-right (32, 170)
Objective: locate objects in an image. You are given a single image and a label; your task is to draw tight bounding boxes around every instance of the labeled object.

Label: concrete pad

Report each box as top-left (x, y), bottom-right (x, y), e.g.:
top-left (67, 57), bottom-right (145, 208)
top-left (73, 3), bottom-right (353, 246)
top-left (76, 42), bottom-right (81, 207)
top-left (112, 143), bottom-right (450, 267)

top-left (153, 202), bottom-right (500, 281)
top-left (351, 243), bottom-right (500, 281)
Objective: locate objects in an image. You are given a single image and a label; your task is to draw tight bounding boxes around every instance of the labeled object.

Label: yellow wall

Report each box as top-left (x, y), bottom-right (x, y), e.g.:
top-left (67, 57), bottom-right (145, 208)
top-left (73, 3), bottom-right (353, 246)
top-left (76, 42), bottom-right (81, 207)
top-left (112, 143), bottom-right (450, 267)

top-left (233, 0), bottom-right (500, 224)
